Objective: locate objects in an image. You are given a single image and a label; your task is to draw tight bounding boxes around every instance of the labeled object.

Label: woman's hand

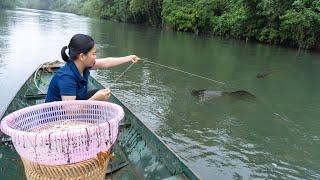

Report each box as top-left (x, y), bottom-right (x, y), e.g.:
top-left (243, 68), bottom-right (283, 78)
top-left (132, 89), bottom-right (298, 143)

top-left (89, 88), bottom-right (111, 101)
top-left (127, 55), bottom-right (140, 63)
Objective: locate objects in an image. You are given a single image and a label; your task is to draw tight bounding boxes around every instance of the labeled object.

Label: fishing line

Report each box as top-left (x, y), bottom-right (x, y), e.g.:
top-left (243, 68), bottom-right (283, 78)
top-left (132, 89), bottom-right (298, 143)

top-left (141, 58), bottom-right (226, 85)
top-left (95, 62), bottom-right (135, 89)
top-left (112, 63), bottom-right (135, 85)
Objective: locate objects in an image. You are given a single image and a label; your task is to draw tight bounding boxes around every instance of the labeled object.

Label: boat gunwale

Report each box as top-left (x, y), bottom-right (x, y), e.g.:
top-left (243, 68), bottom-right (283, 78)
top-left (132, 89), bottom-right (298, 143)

top-left (0, 69), bottom-right (36, 120)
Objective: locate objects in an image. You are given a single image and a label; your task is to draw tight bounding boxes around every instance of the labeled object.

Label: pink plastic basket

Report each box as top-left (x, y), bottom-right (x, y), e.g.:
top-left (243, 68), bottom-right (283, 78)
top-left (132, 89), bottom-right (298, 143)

top-left (0, 100), bottom-right (124, 165)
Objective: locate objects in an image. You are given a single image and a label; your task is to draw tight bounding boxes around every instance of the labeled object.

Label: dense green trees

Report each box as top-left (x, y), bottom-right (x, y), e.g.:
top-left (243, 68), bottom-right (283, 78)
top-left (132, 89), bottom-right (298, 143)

top-left (18, 0), bottom-right (83, 13)
top-left (0, 0), bottom-right (17, 9)
top-left (8, 0), bottom-right (320, 49)
top-left (280, 0), bottom-right (320, 49)
top-left (162, 0), bottom-right (320, 49)
top-left (78, 0), bottom-right (162, 26)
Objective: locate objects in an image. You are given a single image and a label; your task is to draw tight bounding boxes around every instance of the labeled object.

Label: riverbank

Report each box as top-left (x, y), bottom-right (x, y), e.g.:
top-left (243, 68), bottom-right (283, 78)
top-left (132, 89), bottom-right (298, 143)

top-left (15, 0), bottom-right (320, 51)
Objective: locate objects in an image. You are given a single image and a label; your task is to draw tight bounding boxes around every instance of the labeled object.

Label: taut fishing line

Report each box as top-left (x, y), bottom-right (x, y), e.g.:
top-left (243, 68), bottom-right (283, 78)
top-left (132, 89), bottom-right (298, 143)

top-left (141, 58), bottom-right (226, 85)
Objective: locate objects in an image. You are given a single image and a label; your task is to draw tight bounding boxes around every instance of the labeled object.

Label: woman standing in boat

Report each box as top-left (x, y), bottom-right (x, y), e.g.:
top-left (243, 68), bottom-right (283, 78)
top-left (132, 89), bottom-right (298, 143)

top-left (45, 34), bottom-right (139, 103)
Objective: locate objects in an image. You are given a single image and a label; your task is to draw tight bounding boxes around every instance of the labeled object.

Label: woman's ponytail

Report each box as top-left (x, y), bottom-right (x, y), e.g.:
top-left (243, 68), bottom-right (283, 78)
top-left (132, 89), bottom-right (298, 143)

top-left (61, 46), bottom-right (69, 62)
top-left (62, 34), bottom-right (95, 62)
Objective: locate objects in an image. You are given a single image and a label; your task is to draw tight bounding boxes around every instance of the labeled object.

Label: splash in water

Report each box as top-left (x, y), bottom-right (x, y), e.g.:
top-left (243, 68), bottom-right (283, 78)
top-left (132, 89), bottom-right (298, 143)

top-left (191, 89), bottom-right (256, 102)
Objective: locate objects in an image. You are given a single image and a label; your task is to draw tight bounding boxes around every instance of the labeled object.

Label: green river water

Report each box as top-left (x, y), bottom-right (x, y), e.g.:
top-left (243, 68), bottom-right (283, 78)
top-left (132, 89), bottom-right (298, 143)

top-left (0, 8), bottom-right (320, 179)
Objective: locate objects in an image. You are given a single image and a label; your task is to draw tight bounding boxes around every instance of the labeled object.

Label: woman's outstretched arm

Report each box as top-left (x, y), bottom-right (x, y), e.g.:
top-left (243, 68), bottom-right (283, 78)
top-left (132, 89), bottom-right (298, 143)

top-left (92, 55), bottom-right (139, 69)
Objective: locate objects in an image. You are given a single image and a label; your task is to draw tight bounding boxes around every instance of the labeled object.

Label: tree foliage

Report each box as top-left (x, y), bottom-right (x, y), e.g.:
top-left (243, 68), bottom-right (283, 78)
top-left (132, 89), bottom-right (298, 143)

top-left (0, 0), bottom-right (17, 9)
top-left (162, 0), bottom-right (319, 49)
top-left (13, 0), bottom-right (320, 49)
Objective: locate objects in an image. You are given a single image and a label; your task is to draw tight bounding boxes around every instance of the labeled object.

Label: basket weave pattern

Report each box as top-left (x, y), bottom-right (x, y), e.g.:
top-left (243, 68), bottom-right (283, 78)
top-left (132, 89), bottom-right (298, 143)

top-left (1, 100), bottom-right (124, 166)
top-left (22, 152), bottom-right (110, 180)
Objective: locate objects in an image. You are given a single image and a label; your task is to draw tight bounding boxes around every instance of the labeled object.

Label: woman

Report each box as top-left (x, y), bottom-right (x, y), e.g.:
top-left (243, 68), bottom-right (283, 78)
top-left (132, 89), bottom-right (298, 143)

top-left (45, 34), bottom-right (139, 103)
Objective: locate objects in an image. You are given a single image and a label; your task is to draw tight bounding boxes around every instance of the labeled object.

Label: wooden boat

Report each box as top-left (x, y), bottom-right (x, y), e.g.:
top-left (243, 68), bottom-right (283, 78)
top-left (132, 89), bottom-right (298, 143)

top-left (0, 61), bottom-right (200, 180)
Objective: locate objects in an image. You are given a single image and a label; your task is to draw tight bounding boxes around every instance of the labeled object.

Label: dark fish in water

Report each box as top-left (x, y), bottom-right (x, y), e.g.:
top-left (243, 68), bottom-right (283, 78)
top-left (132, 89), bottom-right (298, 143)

top-left (191, 89), bottom-right (256, 102)
top-left (225, 90), bottom-right (256, 101)
top-left (256, 70), bottom-right (278, 79)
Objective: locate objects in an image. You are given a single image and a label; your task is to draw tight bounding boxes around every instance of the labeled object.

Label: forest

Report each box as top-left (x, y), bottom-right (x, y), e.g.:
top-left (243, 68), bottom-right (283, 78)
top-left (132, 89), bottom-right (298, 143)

top-left (2, 0), bottom-right (320, 50)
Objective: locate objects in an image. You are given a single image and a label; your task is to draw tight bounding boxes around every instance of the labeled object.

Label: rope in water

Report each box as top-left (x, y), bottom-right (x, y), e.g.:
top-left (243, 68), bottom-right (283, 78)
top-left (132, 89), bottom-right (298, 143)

top-left (97, 62), bottom-right (136, 89)
top-left (113, 62), bottom-right (135, 84)
top-left (141, 59), bottom-right (226, 85)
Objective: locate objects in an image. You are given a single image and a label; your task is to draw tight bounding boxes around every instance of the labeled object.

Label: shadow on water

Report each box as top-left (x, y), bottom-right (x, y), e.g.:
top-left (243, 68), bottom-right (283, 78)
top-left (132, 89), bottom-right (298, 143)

top-left (88, 18), bottom-right (162, 60)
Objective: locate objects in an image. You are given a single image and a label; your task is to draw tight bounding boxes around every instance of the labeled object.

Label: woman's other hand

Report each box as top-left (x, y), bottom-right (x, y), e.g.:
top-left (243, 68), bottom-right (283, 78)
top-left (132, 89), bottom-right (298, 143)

top-left (90, 88), bottom-right (111, 101)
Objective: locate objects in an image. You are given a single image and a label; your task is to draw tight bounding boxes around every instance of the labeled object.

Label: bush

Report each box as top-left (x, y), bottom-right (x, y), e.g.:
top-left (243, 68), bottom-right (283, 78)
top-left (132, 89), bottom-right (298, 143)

top-left (16, 0), bottom-right (320, 49)
top-left (280, 8), bottom-right (320, 49)
top-left (0, 0), bottom-right (17, 9)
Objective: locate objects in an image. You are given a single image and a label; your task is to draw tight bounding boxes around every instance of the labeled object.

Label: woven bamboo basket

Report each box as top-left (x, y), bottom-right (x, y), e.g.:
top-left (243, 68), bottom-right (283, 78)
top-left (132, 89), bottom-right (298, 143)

top-left (21, 151), bottom-right (110, 180)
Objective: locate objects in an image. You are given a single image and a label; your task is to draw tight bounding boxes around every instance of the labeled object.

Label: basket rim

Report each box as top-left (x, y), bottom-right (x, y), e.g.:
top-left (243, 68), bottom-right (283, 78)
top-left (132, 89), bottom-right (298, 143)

top-left (0, 100), bottom-right (124, 138)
